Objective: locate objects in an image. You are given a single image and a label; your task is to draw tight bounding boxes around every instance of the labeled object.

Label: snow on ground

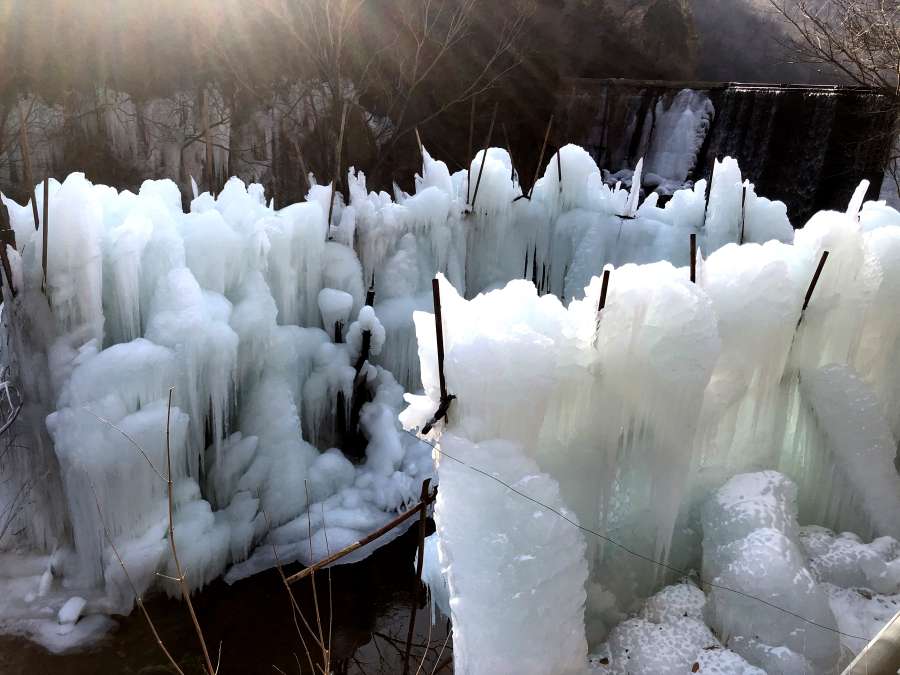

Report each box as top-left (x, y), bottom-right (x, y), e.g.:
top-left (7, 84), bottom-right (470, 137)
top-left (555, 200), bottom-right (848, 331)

top-left (1, 137), bottom-right (899, 663)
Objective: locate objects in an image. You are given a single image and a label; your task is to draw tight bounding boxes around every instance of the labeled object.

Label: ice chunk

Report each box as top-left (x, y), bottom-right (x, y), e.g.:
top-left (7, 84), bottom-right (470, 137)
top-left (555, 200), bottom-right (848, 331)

top-left (605, 616), bottom-right (718, 675)
top-left (57, 597), bottom-right (86, 624)
top-left (702, 473), bottom-right (841, 670)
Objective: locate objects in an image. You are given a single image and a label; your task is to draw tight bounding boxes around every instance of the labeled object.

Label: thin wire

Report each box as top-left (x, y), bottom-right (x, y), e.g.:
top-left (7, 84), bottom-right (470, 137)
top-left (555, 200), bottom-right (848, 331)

top-left (403, 429), bottom-right (869, 643)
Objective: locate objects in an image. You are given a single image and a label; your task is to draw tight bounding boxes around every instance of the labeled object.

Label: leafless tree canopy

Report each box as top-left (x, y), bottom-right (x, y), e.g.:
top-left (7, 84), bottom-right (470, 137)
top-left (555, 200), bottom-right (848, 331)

top-left (211, 0), bottom-right (532, 185)
top-left (769, 0), bottom-right (900, 94)
top-left (769, 0), bottom-right (900, 197)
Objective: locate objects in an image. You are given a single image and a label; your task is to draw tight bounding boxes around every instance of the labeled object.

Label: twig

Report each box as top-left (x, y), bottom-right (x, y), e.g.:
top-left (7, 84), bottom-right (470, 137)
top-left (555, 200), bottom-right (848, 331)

top-left (430, 633), bottom-right (452, 675)
top-left (89, 483), bottom-right (186, 675)
top-left (304, 480), bottom-right (329, 672)
top-left (164, 387), bottom-right (216, 675)
top-left (327, 102), bottom-right (349, 233)
top-left (513, 115), bottom-right (553, 201)
top-left (414, 592), bottom-right (436, 675)
top-left (17, 101), bottom-right (38, 229)
top-left (502, 122), bottom-right (515, 183)
top-left (415, 127), bottom-right (425, 174)
top-left (80, 407), bottom-right (166, 481)
top-left (202, 87), bottom-right (215, 195)
top-left (260, 508), bottom-right (318, 675)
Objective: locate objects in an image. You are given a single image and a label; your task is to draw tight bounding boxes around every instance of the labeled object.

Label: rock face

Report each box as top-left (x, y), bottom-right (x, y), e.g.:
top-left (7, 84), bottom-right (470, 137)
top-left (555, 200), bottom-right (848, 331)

top-left (557, 0), bottom-right (699, 81)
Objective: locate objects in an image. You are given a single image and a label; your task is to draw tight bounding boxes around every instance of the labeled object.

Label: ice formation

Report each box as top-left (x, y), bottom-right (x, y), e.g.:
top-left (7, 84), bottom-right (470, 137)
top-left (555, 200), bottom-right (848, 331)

top-left (399, 160), bottom-right (900, 672)
top-left (1, 135), bottom-right (899, 669)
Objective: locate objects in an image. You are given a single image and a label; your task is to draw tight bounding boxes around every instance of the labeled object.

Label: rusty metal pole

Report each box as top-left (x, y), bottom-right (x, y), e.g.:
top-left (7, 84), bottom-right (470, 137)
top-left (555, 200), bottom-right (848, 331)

top-left (690, 233), bottom-right (697, 284)
top-left (529, 115), bottom-right (554, 200)
top-left (403, 478), bottom-right (432, 675)
top-left (469, 102), bottom-right (499, 210)
top-left (796, 250), bottom-right (830, 329)
top-left (422, 279), bottom-right (455, 435)
top-left (803, 250), bottom-right (830, 311)
top-left (556, 146), bottom-right (563, 193)
top-left (598, 269), bottom-right (611, 313)
top-left (432, 279), bottom-right (448, 404)
top-left (466, 96), bottom-right (476, 205)
top-left (41, 176), bottom-right (49, 291)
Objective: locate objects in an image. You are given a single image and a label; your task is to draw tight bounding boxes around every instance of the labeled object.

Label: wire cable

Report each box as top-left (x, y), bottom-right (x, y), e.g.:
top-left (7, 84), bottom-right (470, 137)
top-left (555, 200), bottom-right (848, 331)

top-left (404, 428), bottom-right (870, 643)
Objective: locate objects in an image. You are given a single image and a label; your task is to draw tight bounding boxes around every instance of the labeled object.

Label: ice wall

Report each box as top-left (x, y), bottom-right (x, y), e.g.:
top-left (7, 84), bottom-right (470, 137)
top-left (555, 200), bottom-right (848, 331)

top-left (2, 136), bottom-right (899, 659)
top-left (400, 165), bottom-right (900, 670)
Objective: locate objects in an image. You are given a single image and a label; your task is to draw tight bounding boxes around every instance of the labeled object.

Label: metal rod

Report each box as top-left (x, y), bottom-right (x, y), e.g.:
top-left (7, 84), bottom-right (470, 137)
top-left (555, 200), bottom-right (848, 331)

top-left (469, 101), bottom-right (499, 210)
top-left (556, 146), bottom-right (562, 193)
top-left (690, 233), bottom-right (697, 283)
top-left (598, 269), bottom-right (611, 312)
top-left (466, 96), bottom-right (476, 205)
top-left (432, 278), bottom-right (448, 402)
top-left (529, 115), bottom-right (554, 200)
top-left (738, 184), bottom-right (747, 245)
top-left (502, 122), bottom-right (515, 182)
top-left (403, 479), bottom-right (432, 675)
top-left (286, 486), bottom-right (437, 585)
top-left (803, 251), bottom-right (830, 311)
top-left (39, 176), bottom-right (49, 291)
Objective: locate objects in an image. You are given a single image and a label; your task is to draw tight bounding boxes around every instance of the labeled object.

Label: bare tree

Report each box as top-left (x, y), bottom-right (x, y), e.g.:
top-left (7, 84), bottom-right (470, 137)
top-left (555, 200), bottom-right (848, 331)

top-left (213, 0), bottom-right (531, 189)
top-left (768, 0), bottom-right (899, 93)
top-left (769, 0), bottom-right (900, 197)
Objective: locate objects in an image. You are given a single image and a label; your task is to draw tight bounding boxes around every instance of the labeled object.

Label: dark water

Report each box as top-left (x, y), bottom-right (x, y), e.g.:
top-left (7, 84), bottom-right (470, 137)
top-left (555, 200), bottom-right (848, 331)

top-left (0, 525), bottom-right (451, 675)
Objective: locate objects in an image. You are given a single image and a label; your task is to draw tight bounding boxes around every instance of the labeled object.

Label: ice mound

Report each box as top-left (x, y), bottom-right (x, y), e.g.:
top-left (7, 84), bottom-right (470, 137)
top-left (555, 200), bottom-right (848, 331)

top-left (702, 472), bottom-right (841, 671)
top-left (802, 527), bottom-right (900, 594)
top-left (594, 582), bottom-right (762, 675)
top-left (605, 616), bottom-right (718, 674)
